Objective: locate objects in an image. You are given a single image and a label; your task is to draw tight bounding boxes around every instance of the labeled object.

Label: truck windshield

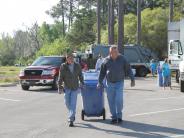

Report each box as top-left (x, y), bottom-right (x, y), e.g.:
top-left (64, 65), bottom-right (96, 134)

top-left (170, 41), bottom-right (183, 55)
top-left (31, 57), bottom-right (64, 67)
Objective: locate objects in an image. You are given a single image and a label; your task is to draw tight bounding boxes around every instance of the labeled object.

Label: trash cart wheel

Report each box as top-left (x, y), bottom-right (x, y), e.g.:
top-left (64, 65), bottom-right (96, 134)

top-left (81, 110), bottom-right (85, 120)
top-left (102, 108), bottom-right (106, 120)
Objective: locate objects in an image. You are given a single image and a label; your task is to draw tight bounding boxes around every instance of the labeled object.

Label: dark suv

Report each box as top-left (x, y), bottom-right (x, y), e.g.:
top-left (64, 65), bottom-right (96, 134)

top-left (19, 56), bottom-right (65, 90)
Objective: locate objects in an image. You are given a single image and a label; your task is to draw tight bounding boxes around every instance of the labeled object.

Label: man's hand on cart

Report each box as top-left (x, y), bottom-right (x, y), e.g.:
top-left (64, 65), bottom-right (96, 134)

top-left (58, 86), bottom-right (65, 94)
top-left (97, 83), bottom-right (103, 89)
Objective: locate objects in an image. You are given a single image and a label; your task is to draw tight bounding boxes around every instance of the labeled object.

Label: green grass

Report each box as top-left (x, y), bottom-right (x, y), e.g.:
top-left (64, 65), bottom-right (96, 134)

top-left (0, 77), bottom-right (19, 83)
top-left (0, 66), bottom-right (22, 83)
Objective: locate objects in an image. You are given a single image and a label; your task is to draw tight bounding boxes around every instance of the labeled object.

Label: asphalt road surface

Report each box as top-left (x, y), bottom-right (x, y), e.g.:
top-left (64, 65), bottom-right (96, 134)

top-left (0, 77), bottom-right (184, 138)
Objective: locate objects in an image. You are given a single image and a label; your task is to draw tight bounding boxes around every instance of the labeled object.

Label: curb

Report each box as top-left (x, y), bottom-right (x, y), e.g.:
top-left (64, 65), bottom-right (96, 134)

top-left (0, 82), bottom-right (18, 87)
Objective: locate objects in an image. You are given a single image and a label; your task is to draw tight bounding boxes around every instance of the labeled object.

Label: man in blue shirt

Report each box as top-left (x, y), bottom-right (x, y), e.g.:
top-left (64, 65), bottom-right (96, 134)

top-left (97, 46), bottom-right (135, 124)
top-left (150, 59), bottom-right (157, 77)
top-left (162, 58), bottom-right (172, 89)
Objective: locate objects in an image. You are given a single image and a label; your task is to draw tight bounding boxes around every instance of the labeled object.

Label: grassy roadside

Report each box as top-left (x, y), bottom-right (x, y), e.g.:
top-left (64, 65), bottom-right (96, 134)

top-left (0, 66), bottom-right (22, 84)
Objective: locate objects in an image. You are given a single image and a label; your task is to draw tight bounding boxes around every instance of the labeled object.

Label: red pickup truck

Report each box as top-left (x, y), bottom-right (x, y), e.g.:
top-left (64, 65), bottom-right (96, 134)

top-left (19, 56), bottom-right (65, 90)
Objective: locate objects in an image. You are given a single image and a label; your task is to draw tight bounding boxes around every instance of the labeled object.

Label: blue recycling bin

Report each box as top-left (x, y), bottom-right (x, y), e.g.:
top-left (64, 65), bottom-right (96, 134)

top-left (81, 70), bottom-right (105, 120)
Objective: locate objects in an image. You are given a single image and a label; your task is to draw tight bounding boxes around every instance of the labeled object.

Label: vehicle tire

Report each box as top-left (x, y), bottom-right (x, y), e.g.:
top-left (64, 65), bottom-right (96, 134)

top-left (21, 85), bottom-right (30, 90)
top-left (81, 110), bottom-right (85, 120)
top-left (102, 108), bottom-right (106, 120)
top-left (180, 80), bottom-right (184, 92)
top-left (176, 70), bottom-right (179, 83)
top-left (52, 76), bottom-right (58, 90)
top-left (137, 67), bottom-right (147, 77)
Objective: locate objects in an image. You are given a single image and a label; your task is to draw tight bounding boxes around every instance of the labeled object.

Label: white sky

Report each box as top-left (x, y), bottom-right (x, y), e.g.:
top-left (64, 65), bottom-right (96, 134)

top-left (0, 0), bottom-right (59, 35)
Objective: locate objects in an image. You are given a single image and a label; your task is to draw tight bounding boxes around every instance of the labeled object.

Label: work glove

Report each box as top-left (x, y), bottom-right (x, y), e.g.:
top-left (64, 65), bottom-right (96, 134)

top-left (131, 80), bottom-right (135, 87)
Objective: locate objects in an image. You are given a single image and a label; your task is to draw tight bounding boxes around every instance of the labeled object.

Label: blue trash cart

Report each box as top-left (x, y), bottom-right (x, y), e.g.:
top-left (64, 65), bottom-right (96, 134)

top-left (81, 70), bottom-right (105, 120)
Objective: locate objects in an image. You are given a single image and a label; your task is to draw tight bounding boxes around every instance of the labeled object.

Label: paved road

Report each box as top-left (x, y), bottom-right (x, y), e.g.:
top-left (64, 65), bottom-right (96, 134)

top-left (0, 77), bottom-right (184, 138)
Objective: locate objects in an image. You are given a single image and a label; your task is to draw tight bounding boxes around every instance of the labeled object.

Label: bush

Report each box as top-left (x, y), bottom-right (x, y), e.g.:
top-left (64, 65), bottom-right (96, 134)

top-left (36, 37), bottom-right (70, 57)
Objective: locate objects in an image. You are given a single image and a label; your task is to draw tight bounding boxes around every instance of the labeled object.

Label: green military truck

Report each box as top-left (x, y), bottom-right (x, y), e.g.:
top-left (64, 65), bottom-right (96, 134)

top-left (86, 44), bottom-right (157, 77)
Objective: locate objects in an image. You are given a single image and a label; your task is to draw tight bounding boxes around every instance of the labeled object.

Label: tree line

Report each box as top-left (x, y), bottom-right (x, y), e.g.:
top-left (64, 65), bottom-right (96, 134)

top-left (0, 0), bottom-right (183, 65)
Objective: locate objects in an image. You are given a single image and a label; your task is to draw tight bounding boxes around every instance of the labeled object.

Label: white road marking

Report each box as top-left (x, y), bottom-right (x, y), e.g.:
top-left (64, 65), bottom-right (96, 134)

top-left (165, 135), bottom-right (184, 138)
top-left (0, 97), bottom-right (21, 102)
top-left (129, 108), bottom-right (184, 117)
top-left (147, 96), bottom-right (184, 101)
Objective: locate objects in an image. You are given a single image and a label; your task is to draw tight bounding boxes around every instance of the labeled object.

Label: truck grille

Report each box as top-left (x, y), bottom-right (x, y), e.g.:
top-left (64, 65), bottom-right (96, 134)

top-left (26, 80), bottom-right (39, 83)
top-left (24, 70), bottom-right (43, 76)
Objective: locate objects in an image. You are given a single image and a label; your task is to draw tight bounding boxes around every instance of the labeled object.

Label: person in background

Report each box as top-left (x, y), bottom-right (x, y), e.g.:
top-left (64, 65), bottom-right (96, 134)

top-left (58, 53), bottom-right (84, 127)
top-left (86, 54), bottom-right (95, 69)
top-left (157, 62), bottom-right (163, 87)
top-left (162, 58), bottom-right (172, 90)
top-left (150, 59), bottom-right (157, 77)
top-left (80, 59), bottom-right (88, 71)
top-left (95, 54), bottom-right (104, 71)
top-left (97, 45), bottom-right (135, 124)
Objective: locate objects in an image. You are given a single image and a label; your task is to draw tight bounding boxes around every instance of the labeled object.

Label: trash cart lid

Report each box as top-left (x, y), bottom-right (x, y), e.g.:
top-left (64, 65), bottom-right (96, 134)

top-left (83, 70), bottom-right (99, 81)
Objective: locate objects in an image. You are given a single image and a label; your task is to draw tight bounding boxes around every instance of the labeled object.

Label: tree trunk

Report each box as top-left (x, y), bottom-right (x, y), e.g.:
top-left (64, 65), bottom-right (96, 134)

top-left (117, 0), bottom-right (124, 54)
top-left (108, 0), bottom-right (111, 44)
top-left (108, 0), bottom-right (114, 45)
top-left (110, 0), bottom-right (114, 44)
top-left (62, 13), bottom-right (65, 36)
top-left (169, 0), bottom-right (174, 22)
top-left (61, 0), bottom-right (65, 36)
top-left (97, 0), bottom-right (101, 44)
top-left (102, 0), bottom-right (108, 27)
top-left (137, 0), bottom-right (141, 45)
top-left (68, 18), bottom-right (71, 31)
top-left (102, 0), bottom-right (106, 23)
top-left (68, 0), bottom-right (73, 31)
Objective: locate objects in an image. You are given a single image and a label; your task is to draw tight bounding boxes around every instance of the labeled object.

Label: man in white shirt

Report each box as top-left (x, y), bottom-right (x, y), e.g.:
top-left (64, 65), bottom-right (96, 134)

top-left (95, 55), bottom-right (104, 71)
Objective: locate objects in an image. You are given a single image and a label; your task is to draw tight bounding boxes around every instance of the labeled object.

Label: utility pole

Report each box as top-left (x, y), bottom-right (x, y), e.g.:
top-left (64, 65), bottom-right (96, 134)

top-left (97, 0), bottom-right (101, 44)
top-left (169, 0), bottom-right (174, 22)
top-left (137, 0), bottom-right (141, 45)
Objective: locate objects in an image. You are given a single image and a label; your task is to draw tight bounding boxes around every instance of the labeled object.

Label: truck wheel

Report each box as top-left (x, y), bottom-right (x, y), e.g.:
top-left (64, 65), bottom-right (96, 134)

top-left (102, 108), bottom-right (106, 120)
top-left (137, 67), bottom-right (147, 77)
top-left (81, 110), bottom-right (85, 120)
top-left (52, 76), bottom-right (58, 90)
top-left (176, 70), bottom-right (179, 83)
top-left (21, 85), bottom-right (30, 90)
top-left (180, 80), bottom-right (184, 92)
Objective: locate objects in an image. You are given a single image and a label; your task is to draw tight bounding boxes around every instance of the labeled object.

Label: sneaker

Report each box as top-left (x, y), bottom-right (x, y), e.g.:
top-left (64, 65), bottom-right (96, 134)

top-left (69, 121), bottom-right (74, 127)
top-left (117, 118), bottom-right (123, 123)
top-left (111, 119), bottom-right (117, 124)
top-left (68, 117), bottom-right (75, 122)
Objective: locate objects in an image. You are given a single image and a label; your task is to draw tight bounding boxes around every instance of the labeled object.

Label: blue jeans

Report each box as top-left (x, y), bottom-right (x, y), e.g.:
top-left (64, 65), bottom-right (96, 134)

top-left (106, 81), bottom-right (124, 120)
top-left (163, 75), bottom-right (171, 87)
top-left (64, 88), bottom-right (79, 122)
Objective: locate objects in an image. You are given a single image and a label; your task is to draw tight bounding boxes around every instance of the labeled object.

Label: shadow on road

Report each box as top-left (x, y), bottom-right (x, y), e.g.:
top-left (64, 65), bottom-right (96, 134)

top-left (76, 120), bottom-right (184, 138)
top-left (27, 87), bottom-right (57, 94)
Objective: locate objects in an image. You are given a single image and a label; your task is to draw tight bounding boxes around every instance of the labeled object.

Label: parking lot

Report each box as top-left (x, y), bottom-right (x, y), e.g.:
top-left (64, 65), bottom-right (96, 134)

top-left (0, 77), bottom-right (184, 138)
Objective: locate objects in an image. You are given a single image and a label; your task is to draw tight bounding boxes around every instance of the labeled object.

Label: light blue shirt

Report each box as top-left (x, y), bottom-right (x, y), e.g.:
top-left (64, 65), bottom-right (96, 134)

top-left (95, 57), bottom-right (104, 71)
top-left (150, 63), bottom-right (156, 71)
top-left (162, 63), bottom-right (170, 77)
